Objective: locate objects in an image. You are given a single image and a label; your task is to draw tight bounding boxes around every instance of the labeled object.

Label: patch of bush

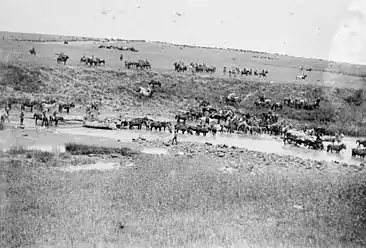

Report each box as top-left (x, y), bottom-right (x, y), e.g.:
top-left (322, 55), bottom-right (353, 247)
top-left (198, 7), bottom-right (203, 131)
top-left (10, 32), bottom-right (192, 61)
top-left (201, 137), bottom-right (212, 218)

top-left (345, 89), bottom-right (364, 106)
top-left (0, 63), bottom-right (45, 93)
top-left (64, 142), bottom-right (137, 156)
top-left (8, 147), bottom-right (54, 163)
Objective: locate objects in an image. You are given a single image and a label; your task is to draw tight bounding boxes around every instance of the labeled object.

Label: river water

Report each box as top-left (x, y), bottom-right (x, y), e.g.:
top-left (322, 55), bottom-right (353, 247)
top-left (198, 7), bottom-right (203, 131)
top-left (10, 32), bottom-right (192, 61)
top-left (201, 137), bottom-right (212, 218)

top-left (0, 126), bottom-right (364, 164)
top-left (56, 127), bottom-right (364, 164)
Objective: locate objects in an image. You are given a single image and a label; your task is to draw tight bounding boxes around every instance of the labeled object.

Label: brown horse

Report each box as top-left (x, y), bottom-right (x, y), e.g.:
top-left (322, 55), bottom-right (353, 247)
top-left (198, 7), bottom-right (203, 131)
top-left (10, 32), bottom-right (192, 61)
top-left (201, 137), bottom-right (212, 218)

top-left (326, 143), bottom-right (346, 153)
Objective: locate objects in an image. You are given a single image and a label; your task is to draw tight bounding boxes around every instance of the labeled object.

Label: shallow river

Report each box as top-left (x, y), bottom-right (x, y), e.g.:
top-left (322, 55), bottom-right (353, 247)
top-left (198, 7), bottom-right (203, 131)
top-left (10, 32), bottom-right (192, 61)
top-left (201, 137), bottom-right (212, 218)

top-left (0, 126), bottom-right (364, 164)
top-left (57, 127), bottom-right (364, 164)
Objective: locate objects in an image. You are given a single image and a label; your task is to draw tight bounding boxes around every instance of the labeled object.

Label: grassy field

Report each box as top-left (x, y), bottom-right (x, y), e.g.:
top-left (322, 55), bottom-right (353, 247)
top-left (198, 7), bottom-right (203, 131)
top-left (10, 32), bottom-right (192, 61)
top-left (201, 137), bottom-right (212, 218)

top-left (1, 145), bottom-right (366, 247)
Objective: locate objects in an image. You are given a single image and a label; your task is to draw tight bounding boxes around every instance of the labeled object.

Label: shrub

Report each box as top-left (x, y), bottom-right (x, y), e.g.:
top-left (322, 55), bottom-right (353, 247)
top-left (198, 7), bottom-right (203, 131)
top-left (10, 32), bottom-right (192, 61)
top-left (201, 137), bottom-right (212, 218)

top-left (64, 142), bottom-right (137, 156)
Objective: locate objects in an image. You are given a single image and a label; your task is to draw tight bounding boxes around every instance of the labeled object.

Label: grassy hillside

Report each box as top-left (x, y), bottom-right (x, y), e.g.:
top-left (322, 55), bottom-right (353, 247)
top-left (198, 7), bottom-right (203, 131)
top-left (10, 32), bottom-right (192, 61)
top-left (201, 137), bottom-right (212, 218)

top-left (0, 62), bottom-right (365, 136)
top-left (0, 32), bottom-right (365, 135)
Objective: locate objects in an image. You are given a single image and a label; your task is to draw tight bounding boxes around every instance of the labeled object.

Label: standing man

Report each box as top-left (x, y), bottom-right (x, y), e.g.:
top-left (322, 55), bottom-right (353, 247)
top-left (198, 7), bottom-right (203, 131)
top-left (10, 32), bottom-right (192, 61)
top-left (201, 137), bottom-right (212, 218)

top-left (20, 109), bottom-right (24, 126)
top-left (41, 110), bottom-right (48, 127)
top-left (171, 126), bottom-right (178, 145)
top-left (5, 102), bottom-right (10, 116)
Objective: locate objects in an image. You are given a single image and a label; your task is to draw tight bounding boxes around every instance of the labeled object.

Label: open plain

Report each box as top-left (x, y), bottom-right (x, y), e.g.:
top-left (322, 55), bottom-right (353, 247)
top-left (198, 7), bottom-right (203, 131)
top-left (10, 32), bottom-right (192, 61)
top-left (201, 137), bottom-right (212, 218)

top-left (1, 31), bottom-right (366, 247)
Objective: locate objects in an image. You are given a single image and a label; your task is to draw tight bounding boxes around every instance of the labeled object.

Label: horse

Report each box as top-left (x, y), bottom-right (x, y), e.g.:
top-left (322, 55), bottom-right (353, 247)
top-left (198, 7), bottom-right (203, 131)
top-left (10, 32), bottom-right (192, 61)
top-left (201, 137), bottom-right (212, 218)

top-left (128, 117), bottom-right (149, 130)
top-left (49, 115), bottom-right (64, 127)
top-left (136, 86), bottom-right (153, 98)
top-left (271, 102), bottom-right (283, 110)
top-left (351, 148), bottom-right (366, 158)
top-left (33, 113), bottom-right (49, 127)
top-left (21, 100), bottom-right (39, 112)
top-left (57, 55), bottom-right (70, 65)
top-left (29, 48), bottom-right (36, 55)
top-left (33, 113), bottom-right (43, 125)
top-left (148, 80), bottom-right (162, 88)
top-left (148, 121), bottom-right (171, 132)
top-left (41, 102), bottom-right (58, 113)
top-left (175, 113), bottom-right (190, 124)
top-left (296, 74), bottom-right (307, 80)
top-left (174, 123), bottom-right (192, 134)
top-left (0, 108), bottom-right (10, 123)
top-left (356, 139), bottom-right (366, 148)
top-left (58, 102), bottom-right (75, 114)
top-left (326, 143), bottom-right (346, 153)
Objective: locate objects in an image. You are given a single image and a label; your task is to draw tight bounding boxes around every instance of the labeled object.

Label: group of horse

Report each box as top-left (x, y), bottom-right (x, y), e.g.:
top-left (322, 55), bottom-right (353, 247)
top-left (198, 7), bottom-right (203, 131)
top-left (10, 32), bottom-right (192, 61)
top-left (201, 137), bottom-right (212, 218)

top-left (282, 128), bottom-right (366, 158)
top-left (284, 98), bottom-right (321, 110)
top-left (98, 44), bottom-right (138, 52)
top-left (33, 111), bottom-right (65, 127)
top-left (173, 61), bottom-right (217, 74)
top-left (173, 103), bottom-right (281, 135)
top-left (224, 66), bottom-right (269, 78)
top-left (80, 55), bottom-right (106, 66)
top-left (124, 59), bottom-right (151, 70)
top-left (114, 113), bottom-right (366, 159)
top-left (253, 96), bottom-right (321, 111)
top-left (190, 62), bottom-right (216, 73)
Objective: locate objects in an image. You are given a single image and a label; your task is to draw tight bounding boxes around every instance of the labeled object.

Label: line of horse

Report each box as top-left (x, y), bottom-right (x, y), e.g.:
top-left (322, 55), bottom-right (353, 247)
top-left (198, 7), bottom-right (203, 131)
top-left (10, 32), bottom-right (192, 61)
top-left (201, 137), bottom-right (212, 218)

top-left (173, 61), bottom-right (216, 74)
top-left (109, 114), bottom-right (366, 159)
top-left (1, 98), bottom-right (76, 114)
top-left (224, 66), bottom-right (268, 78)
top-left (80, 55), bottom-right (106, 66)
top-left (98, 44), bottom-right (138, 52)
top-left (125, 59), bottom-right (151, 70)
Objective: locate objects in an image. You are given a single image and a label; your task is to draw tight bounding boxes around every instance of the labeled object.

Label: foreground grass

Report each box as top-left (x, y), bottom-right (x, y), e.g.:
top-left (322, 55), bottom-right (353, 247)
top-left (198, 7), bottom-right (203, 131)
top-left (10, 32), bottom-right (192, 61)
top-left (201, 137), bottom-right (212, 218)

top-left (1, 151), bottom-right (366, 247)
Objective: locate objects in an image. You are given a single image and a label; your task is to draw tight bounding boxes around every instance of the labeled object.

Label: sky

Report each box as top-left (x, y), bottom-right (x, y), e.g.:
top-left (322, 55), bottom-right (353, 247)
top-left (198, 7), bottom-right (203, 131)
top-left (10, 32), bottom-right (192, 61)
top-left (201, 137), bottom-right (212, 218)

top-left (1, 0), bottom-right (366, 64)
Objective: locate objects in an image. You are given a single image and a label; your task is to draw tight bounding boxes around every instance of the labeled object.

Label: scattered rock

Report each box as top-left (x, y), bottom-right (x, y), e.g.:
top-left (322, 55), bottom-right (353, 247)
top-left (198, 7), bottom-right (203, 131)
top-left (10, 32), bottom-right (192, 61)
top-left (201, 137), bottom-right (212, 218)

top-left (218, 152), bottom-right (225, 157)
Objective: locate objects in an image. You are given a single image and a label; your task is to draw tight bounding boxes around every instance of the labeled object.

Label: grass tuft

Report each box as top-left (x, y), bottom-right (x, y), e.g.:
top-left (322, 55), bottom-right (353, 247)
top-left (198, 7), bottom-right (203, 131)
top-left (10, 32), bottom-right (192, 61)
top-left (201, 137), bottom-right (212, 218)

top-left (64, 142), bottom-right (138, 156)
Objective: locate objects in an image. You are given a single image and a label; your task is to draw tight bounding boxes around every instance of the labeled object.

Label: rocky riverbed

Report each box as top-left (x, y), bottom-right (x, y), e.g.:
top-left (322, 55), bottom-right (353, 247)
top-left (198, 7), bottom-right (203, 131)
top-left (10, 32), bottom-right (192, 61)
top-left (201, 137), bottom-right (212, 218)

top-left (130, 136), bottom-right (365, 174)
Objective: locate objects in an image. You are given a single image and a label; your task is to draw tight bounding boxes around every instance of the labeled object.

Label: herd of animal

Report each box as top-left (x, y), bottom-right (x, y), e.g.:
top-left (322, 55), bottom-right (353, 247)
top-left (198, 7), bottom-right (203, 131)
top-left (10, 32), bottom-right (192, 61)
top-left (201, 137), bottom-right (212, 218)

top-left (80, 55), bottom-right (106, 66)
top-left (224, 66), bottom-right (269, 78)
top-left (98, 44), bottom-right (138, 52)
top-left (28, 46), bottom-right (309, 82)
top-left (125, 59), bottom-right (151, 70)
top-left (112, 107), bottom-right (366, 159)
top-left (252, 96), bottom-right (321, 111)
top-left (173, 61), bottom-right (216, 73)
